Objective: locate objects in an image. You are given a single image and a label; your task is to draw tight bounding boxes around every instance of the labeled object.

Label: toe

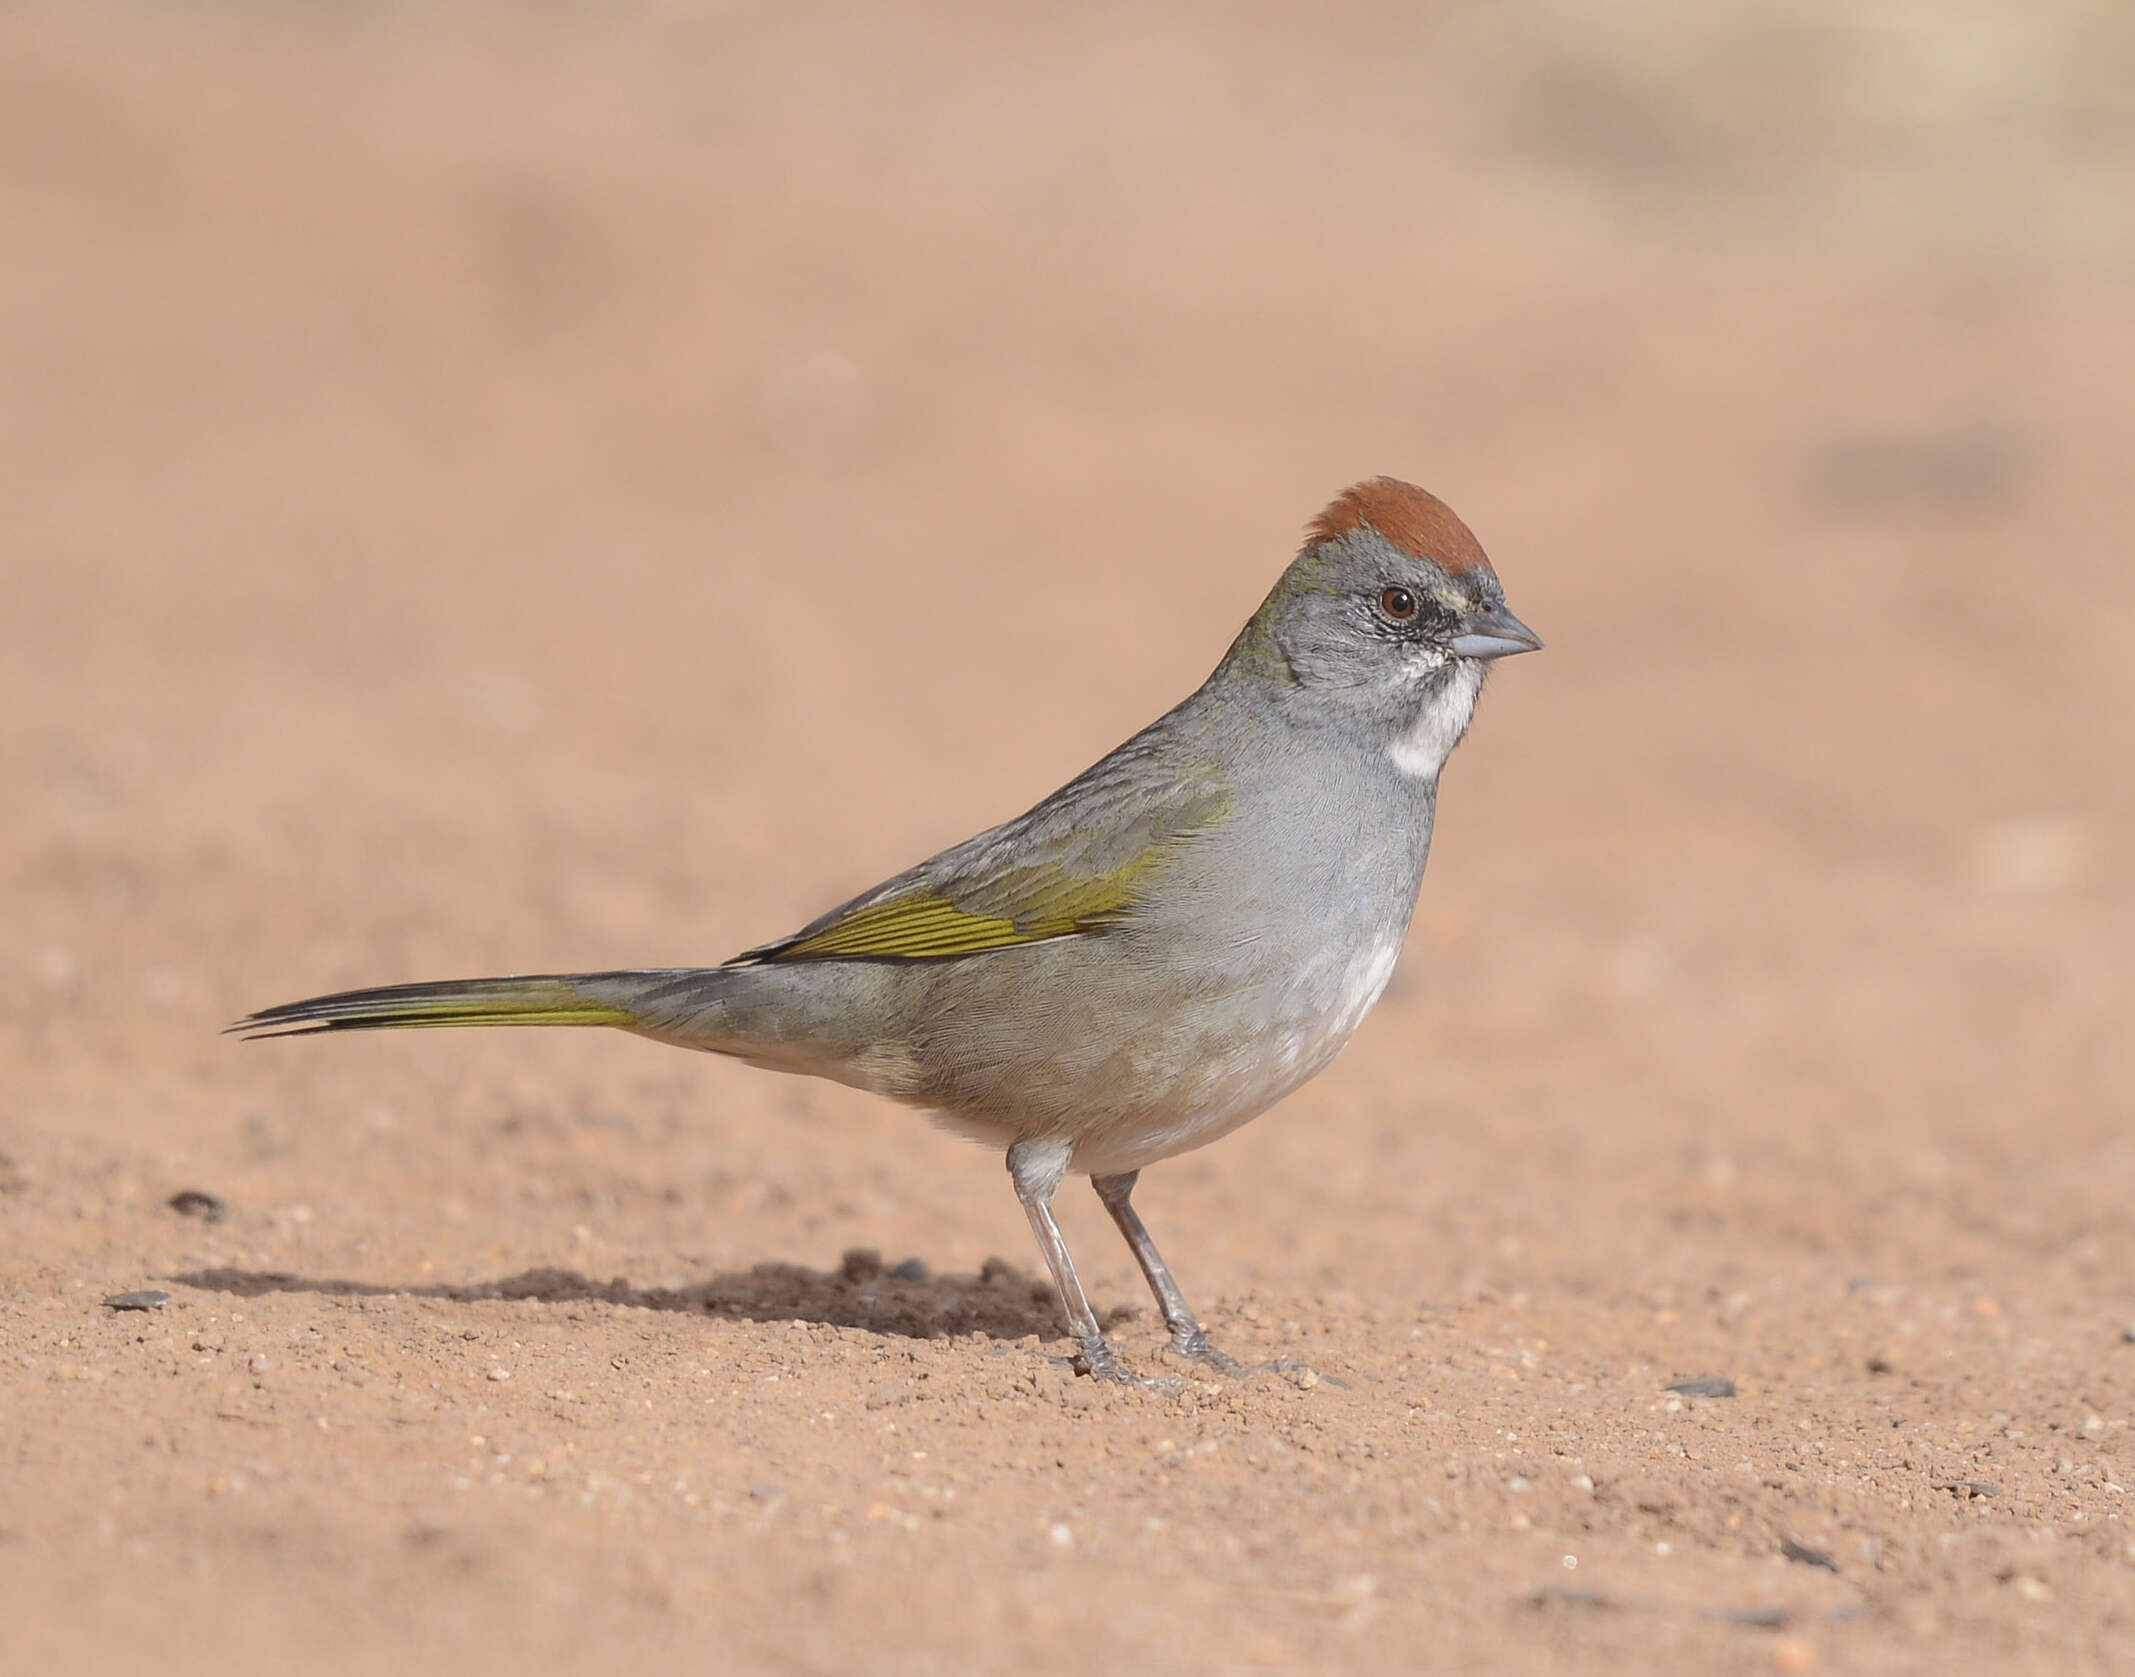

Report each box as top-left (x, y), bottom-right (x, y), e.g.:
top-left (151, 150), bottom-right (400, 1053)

top-left (1073, 1342), bottom-right (1140, 1384)
top-left (1160, 1331), bottom-right (1246, 1375)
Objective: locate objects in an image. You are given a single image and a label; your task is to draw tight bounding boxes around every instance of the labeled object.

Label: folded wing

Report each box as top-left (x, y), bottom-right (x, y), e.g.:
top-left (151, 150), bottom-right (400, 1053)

top-left (733, 745), bottom-right (1232, 965)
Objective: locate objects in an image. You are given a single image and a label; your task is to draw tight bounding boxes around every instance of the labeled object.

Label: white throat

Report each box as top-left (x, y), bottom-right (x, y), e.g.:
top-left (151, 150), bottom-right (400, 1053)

top-left (1388, 659), bottom-right (1483, 780)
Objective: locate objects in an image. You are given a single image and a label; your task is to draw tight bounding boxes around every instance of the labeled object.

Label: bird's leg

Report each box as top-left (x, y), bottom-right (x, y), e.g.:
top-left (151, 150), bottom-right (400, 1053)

top-left (1006, 1139), bottom-right (1133, 1383)
top-left (1091, 1170), bottom-right (1242, 1372)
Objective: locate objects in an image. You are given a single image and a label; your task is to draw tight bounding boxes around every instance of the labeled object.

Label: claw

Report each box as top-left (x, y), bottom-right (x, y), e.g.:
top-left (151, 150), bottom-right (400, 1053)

top-left (1072, 1340), bottom-right (1139, 1383)
top-left (1073, 1336), bottom-right (1186, 1388)
top-left (1161, 1328), bottom-right (1246, 1375)
top-left (1155, 1339), bottom-right (1351, 1388)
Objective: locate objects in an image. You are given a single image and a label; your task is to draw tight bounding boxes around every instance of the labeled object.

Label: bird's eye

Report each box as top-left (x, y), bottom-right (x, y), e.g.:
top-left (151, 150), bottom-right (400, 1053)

top-left (1379, 586), bottom-right (1417, 620)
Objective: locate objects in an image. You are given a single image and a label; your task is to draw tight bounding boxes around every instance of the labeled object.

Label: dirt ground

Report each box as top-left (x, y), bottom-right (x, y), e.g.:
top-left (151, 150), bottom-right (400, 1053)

top-left (5, 6), bottom-right (2134, 1674)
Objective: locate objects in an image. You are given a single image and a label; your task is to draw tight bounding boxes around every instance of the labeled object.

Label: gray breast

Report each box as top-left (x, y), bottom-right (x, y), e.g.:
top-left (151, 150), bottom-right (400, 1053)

top-left (884, 738), bottom-right (1436, 1132)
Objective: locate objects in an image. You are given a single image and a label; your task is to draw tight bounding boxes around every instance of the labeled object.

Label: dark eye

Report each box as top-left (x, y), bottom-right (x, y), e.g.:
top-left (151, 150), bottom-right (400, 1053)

top-left (1379, 586), bottom-right (1417, 620)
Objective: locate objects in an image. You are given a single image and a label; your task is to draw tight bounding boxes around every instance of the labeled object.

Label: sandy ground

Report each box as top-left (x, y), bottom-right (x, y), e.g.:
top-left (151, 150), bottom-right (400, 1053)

top-left (5, 6), bottom-right (2135, 1673)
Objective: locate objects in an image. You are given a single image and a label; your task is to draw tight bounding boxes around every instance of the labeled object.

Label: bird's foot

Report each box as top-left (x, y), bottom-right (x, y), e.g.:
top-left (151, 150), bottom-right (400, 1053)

top-left (998, 1336), bottom-right (1170, 1387)
top-left (1160, 1327), bottom-right (1246, 1375)
top-left (1071, 1336), bottom-right (1169, 1386)
top-left (1073, 1349), bottom-right (1136, 1384)
top-left (1157, 1334), bottom-right (1352, 1389)
top-left (1022, 1336), bottom-right (1181, 1388)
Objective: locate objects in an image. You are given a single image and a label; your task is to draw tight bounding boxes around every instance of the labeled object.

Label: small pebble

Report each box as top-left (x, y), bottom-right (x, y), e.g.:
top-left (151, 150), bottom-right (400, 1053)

top-left (1771, 1634), bottom-right (1818, 1672)
top-left (888, 1257), bottom-right (930, 1282)
top-left (1665, 1377), bottom-right (1737, 1399)
top-left (1780, 1536), bottom-right (1840, 1573)
top-left (1933, 1480), bottom-right (1999, 1499)
top-left (488, 1366), bottom-right (512, 1382)
top-left (167, 1189), bottom-right (230, 1222)
top-left (103, 1289), bottom-right (171, 1312)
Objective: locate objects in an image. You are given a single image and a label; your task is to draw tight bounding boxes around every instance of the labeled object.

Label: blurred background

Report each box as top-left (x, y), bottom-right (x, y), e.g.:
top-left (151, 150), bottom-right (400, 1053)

top-left (9, 0), bottom-right (2129, 1180)
top-left (5, 4), bottom-right (2135, 1669)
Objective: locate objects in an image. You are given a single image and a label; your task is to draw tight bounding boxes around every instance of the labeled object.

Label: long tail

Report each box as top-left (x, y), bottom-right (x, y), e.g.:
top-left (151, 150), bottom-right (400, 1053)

top-left (227, 970), bottom-right (701, 1040)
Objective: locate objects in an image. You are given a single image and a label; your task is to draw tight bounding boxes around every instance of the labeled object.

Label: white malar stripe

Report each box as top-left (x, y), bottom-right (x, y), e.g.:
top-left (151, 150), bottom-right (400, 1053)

top-left (1388, 660), bottom-right (1483, 780)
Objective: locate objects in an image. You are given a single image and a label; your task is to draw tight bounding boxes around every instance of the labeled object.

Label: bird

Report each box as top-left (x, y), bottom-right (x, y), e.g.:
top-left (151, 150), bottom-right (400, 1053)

top-left (232, 478), bottom-right (1541, 1382)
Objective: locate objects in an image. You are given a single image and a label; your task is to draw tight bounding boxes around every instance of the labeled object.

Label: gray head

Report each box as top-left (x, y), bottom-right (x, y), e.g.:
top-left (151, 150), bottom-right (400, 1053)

top-left (1220, 478), bottom-right (1542, 777)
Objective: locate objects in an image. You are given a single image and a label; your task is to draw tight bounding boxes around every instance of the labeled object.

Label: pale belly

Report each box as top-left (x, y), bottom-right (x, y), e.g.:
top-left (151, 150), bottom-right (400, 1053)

top-left (1021, 928), bottom-right (1407, 1177)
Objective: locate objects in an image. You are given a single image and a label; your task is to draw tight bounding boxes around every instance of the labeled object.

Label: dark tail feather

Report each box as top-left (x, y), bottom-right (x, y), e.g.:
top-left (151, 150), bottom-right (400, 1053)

top-left (228, 971), bottom-right (693, 1040)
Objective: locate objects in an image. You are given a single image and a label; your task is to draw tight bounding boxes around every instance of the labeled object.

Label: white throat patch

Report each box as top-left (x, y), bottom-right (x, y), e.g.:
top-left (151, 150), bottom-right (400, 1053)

top-left (1388, 659), bottom-right (1483, 780)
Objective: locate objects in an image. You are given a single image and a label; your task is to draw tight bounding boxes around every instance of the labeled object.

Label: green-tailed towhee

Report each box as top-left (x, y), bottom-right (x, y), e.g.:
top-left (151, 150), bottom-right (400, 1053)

top-left (234, 478), bottom-right (1541, 1381)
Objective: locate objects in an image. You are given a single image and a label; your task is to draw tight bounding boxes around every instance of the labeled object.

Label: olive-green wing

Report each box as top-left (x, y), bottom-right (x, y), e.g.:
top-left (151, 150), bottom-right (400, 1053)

top-left (730, 744), bottom-right (1231, 965)
top-left (766, 853), bottom-right (1170, 960)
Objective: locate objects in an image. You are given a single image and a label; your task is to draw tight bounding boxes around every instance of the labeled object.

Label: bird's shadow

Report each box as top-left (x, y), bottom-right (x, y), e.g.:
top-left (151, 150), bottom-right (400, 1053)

top-left (165, 1251), bottom-right (1137, 1344)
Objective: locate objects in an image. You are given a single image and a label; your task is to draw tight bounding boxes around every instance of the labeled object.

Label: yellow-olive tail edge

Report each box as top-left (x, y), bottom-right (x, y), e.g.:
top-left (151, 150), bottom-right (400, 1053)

top-left (227, 974), bottom-right (655, 1040)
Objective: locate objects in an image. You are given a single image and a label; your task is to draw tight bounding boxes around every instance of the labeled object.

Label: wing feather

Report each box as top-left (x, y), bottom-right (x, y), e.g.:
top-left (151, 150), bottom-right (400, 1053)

top-left (732, 740), bottom-right (1232, 965)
